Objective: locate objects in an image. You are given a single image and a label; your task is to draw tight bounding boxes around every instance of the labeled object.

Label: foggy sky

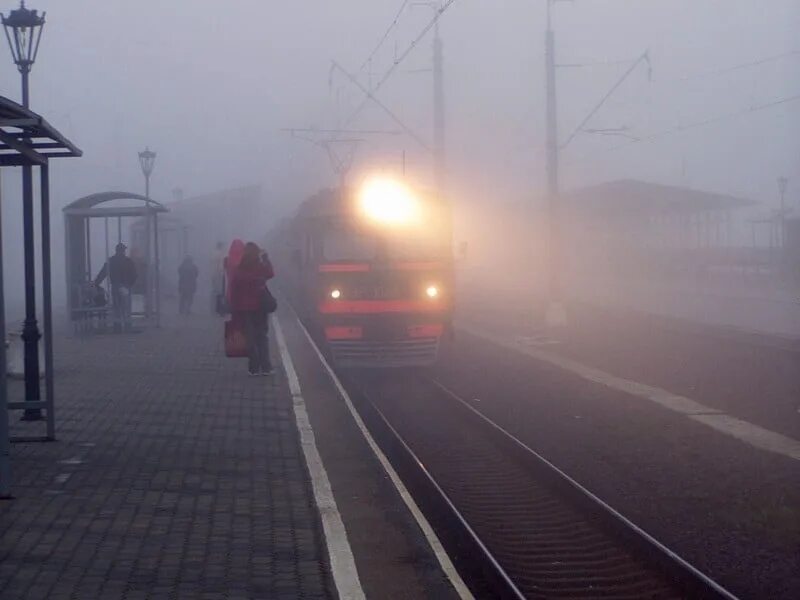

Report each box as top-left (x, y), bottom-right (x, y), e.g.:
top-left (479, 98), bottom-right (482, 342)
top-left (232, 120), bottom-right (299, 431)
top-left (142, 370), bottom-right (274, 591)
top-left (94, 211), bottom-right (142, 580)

top-left (0, 0), bottom-right (798, 314)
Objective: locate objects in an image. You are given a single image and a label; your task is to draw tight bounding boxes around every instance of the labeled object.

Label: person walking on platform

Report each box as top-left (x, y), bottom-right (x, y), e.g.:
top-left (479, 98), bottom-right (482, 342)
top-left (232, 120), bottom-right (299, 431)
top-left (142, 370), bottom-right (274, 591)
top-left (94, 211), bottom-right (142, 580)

top-left (229, 242), bottom-right (275, 376)
top-left (94, 242), bottom-right (137, 332)
top-left (178, 256), bottom-right (199, 315)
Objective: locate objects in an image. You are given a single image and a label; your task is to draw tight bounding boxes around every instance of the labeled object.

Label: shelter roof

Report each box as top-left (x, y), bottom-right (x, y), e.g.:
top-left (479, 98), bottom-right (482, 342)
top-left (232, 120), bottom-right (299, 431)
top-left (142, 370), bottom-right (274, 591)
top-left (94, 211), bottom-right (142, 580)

top-left (564, 179), bottom-right (753, 218)
top-left (0, 96), bottom-right (82, 166)
top-left (63, 191), bottom-right (167, 218)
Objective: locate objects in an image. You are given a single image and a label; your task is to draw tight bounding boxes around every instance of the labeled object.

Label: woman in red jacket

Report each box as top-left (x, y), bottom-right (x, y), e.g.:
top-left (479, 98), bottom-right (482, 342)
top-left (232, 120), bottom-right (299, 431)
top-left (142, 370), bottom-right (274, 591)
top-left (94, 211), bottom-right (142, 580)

top-left (229, 242), bottom-right (275, 375)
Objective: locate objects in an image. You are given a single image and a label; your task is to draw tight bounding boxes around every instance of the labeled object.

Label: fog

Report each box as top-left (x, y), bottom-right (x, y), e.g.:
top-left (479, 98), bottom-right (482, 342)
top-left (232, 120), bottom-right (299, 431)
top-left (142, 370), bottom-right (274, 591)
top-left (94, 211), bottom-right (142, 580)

top-left (1, 0), bottom-right (798, 330)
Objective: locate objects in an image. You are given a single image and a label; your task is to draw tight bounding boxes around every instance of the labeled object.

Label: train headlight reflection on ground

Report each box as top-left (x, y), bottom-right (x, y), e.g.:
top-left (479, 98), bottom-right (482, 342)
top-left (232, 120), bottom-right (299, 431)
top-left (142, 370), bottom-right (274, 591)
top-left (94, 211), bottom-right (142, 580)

top-left (358, 176), bottom-right (420, 226)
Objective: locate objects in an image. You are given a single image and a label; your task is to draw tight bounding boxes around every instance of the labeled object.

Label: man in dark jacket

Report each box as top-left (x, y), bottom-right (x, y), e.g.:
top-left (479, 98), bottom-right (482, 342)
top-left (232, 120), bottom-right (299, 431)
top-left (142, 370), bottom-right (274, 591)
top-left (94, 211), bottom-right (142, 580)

top-left (95, 242), bottom-right (137, 332)
top-left (178, 256), bottom-right (199, 315)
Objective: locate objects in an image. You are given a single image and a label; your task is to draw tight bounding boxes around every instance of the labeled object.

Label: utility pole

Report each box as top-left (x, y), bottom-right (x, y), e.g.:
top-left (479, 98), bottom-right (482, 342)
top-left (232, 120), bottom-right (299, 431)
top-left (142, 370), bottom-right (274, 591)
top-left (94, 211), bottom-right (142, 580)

top-left (544, 0), bottom-right (566, 328)
top-left (413, 0), bottom-right (447, 194)
top-left (432, 3), bottom-right (446, 195)
top-left (778, 176), bottom-right (788, 248)
top-left (540, 0), bottom-right (648, 329)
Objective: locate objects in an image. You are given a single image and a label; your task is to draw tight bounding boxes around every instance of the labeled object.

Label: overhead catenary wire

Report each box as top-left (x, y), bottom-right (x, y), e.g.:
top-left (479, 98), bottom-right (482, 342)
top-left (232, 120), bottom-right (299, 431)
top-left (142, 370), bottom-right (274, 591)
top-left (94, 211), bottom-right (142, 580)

top-left (331, 61), bottom-right (432, 152)
top-left (358, 0), bottom-right (411, 76)
top-left (342, 0), bottom-right (459, 129)
top-left (566, 92), bottom-right (800, 164)
top-left (671, 49), bottom-right (800, 83)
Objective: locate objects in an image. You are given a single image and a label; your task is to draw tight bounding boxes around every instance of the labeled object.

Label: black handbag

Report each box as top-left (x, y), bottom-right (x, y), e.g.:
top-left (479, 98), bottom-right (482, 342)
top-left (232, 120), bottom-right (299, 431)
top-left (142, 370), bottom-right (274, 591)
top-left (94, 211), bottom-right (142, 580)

top-left (262, 287), bottom-right (278, 314)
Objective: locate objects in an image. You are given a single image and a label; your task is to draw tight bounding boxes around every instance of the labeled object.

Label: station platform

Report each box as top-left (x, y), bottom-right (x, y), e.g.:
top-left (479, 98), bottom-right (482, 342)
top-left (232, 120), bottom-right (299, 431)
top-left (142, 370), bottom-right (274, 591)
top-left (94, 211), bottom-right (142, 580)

top-left (0, 309), bottom-right (463, 600)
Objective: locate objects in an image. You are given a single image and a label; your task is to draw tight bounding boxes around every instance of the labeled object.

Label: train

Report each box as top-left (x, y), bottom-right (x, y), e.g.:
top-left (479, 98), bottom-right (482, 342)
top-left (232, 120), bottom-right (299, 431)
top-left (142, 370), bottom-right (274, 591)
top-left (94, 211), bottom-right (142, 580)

top-left (273, 176), bottom-right (454, 368)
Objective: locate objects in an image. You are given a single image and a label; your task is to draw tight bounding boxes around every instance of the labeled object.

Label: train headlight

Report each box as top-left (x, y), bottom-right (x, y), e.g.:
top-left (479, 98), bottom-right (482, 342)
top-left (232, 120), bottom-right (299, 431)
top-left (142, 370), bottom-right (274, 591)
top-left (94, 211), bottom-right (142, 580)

top-left (358, 176), bottom-right (420, 226)
top-left (330, 289), bottom-right (342, 300)
top-left (425, 285), bottom-right (439, 299)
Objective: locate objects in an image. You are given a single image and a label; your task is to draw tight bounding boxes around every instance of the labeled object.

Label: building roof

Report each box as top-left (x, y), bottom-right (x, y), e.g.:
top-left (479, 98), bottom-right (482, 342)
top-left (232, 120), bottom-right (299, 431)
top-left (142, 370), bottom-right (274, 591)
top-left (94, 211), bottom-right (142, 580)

top-left (0, 95), bottom-right (82, 166)
top-left (564, 179), bottom-right (753, 218)
top-left (166, 185), bottom-right (262, 211)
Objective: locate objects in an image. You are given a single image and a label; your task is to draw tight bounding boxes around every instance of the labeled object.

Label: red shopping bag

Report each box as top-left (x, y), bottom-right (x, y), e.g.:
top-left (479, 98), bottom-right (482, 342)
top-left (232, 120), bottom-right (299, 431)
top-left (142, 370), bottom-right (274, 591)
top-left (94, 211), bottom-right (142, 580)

top-left (224, 318), bottom-right (248, 358)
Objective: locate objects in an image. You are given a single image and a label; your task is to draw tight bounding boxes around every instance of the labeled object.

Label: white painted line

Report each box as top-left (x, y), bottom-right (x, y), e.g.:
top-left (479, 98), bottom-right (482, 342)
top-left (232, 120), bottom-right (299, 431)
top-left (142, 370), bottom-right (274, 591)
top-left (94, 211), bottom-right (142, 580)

top-left (53, 473), bottom-right (71, 485)
top-left (272, 316), bottom-right (365, 600)
top-left (460, 322), bottom-right (800, 463)
top-left (691, 413), bottom-right (800, 461)
top-left (287, 312), bottom-right (474, 600)
top-left (58, 457), bottom-right (83, 465)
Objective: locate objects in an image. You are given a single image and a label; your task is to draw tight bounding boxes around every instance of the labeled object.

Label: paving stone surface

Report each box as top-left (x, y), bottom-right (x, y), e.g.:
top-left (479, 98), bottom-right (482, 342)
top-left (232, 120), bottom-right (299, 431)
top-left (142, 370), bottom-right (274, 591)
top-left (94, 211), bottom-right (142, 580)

top-left (1, 313), bottom-right (333, 600)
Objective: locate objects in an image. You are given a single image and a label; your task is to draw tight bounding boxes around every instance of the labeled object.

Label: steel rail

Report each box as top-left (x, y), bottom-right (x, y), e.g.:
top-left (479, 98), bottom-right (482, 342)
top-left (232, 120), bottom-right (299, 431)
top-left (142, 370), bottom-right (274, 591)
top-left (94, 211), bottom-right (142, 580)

top-left (428, 378), bottom-right (740, 600)
top-left (344, 374), bottom-right (526, 599)
top-left (341, 369), bottom-right (740, 599)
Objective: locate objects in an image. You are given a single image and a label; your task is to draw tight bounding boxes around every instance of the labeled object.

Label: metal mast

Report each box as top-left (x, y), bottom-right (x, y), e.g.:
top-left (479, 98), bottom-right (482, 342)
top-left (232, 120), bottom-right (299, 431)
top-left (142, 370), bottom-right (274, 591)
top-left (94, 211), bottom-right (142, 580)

top-left (432, 4), bottom-right (446, 195)
top-left (544, 0), bottom-right (565, 327)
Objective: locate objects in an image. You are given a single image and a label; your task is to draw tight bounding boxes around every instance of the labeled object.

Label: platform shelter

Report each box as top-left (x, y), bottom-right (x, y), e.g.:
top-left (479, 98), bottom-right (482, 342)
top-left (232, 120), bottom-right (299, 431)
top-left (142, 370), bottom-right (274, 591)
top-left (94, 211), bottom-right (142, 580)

top-left (0, 95), bottom-right (81, 496)
top-left (63, 192), bottom-right (167, 332)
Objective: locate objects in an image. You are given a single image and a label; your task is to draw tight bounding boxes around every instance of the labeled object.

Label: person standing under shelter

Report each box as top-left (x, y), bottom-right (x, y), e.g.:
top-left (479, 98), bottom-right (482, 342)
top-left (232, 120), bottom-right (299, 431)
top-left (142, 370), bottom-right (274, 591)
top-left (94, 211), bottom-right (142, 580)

top-left (94, 242), bottom-right (137, 332)
top-left (229, 242), bottom-right (275, 376)
top-left (178, 256), bottom-right (199, 315)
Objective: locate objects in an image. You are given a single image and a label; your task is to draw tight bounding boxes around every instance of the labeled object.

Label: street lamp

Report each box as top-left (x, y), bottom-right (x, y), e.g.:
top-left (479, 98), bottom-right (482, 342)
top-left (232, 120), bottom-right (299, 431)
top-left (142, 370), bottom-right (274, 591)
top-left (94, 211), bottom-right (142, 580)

top-left (139, 147), bottom-right (156, 197)
top-left (2, 1), bottom-right (46, 108)
top-left (3, 1), bottom-right (46, 421)
top-left (138, 148), bottom-right (159, 324)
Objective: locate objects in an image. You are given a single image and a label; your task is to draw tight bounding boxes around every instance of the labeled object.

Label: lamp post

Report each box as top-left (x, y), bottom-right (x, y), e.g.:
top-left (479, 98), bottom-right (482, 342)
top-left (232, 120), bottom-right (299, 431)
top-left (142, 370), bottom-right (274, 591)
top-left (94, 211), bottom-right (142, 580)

top-left (138, 148), bottom-right (159, 325)
top-left (2, 1), bottom-right (46, 421)
top-left (2, 1), bottom-right (45, 108)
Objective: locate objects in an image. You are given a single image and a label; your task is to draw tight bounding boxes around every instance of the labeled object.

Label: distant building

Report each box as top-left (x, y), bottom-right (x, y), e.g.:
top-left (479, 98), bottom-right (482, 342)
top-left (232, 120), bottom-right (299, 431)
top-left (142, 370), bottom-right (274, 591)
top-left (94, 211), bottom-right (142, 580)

top-left (131, 185), bottom-right (267, 297)
top-left (562, 179), bottom-right (754, 285)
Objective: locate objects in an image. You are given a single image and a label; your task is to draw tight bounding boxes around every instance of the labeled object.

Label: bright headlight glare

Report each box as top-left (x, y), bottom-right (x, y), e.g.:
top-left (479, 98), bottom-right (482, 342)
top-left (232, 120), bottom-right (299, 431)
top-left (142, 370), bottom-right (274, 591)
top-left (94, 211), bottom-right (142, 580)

top-left (330, 289), bottom-right (342, 299)
top-left (358, 177), bottom-right (420, 225)
top-left (426, 285), bottom-right (439, 299)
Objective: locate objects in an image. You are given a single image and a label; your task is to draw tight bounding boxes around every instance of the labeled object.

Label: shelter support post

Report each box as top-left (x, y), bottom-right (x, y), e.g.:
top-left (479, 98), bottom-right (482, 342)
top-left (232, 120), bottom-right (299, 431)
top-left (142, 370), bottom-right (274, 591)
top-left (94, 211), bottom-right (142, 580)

top-left (40, 165), bottom-right (55, 441)
top-left (145, 206), bottom-right (152, 318)
top-left (85, 223), bottom-right (92, 283)
top-left (154, 211), bottom-right (161, 327)
top-left (21, 162), bottom-right (42, 421)
top-left (104, 217), bottom-right (109, 270)
top-left (63, 214), bottom-right (72, 327)
top-left (0, 170), bottom-right (11, 498)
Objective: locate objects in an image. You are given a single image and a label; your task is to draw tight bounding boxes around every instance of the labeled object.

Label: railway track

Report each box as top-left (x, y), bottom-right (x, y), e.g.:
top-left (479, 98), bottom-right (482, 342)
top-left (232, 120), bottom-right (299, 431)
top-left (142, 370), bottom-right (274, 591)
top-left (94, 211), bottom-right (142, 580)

top-left (344, 372), bottom-right (739, 600)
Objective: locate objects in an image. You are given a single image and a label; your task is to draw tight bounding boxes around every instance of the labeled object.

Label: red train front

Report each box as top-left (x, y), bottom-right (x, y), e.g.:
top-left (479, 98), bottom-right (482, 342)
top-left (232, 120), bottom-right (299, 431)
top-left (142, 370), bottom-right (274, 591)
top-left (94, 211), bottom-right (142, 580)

top-left (280, 177), bottom-right (453, 367)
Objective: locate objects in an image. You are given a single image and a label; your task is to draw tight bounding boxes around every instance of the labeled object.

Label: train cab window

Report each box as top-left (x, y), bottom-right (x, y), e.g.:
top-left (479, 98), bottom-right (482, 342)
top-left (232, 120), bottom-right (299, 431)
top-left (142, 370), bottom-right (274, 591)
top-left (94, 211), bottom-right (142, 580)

top-left (323, 230), bottom-right (376, 261)
top-left (384, 231), bottom-right (448, 260)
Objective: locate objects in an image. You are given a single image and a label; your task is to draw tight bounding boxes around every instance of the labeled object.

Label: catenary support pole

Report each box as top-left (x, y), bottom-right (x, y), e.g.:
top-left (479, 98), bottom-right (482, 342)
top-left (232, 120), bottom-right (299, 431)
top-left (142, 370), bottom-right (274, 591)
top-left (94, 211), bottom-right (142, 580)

top-left (433, 8), bottom-right (446, 195)
top-left (544, 0), bottom-right (566, 328)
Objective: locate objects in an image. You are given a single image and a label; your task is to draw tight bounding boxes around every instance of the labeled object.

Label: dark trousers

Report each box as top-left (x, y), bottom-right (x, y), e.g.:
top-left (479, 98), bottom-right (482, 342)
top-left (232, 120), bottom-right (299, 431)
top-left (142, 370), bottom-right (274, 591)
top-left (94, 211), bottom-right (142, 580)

top-left (179, 291), bottom-right (195, 314)
top-left (242, 310), bottom-right (271, 372)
